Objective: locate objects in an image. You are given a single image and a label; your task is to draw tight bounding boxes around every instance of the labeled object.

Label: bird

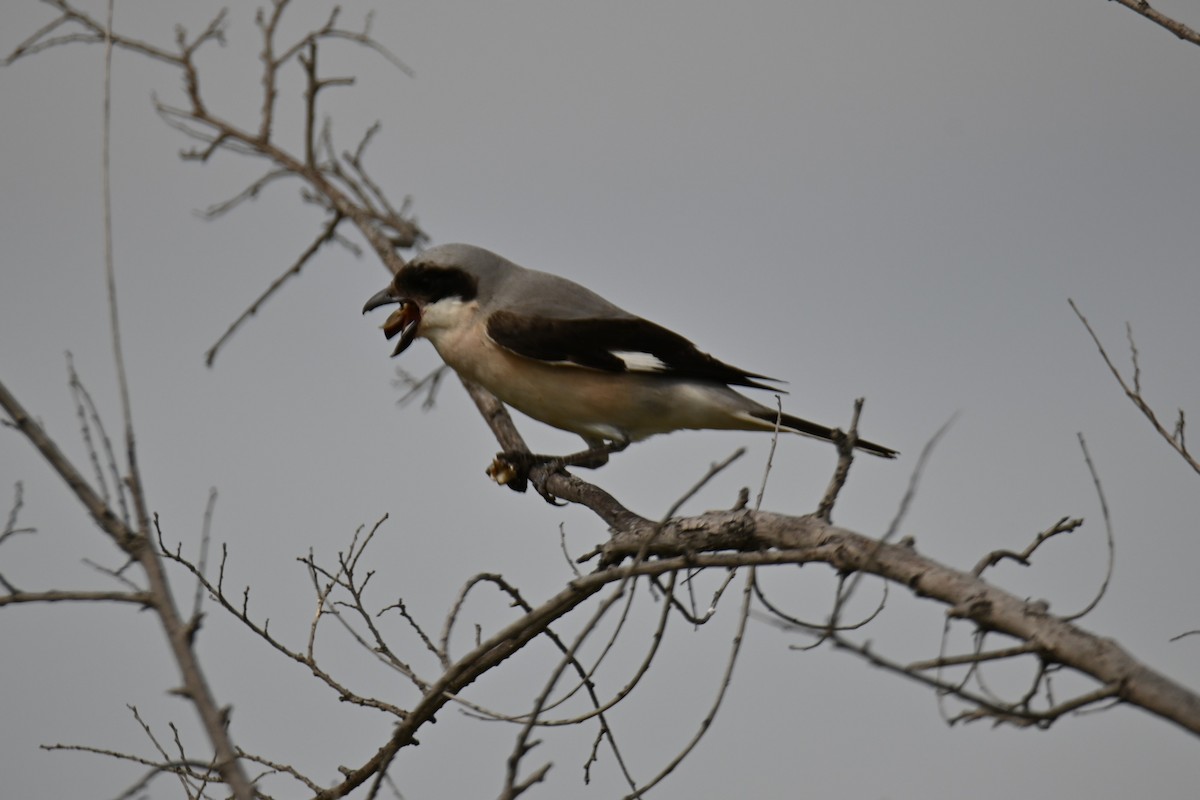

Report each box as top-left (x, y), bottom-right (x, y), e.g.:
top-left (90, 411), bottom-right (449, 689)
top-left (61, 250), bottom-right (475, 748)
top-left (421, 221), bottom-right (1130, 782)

top-left (363, 244), bottom-right (896, 489)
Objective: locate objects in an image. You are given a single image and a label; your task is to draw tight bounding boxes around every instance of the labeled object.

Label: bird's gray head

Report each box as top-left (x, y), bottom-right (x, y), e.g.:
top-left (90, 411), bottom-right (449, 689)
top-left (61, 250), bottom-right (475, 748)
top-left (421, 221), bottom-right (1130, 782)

top-left (362, 244), bottom-right (513, 356)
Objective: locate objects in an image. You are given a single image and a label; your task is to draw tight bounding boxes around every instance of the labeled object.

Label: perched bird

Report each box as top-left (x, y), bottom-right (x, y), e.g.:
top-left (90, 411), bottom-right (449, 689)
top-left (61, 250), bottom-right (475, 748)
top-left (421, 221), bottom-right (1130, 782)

top-left (363, 244), bottom-right (896, 485)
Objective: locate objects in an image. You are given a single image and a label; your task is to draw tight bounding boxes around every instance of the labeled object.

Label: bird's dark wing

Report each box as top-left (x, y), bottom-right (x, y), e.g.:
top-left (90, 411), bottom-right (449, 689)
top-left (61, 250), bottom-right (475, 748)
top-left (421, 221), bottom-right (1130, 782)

top-left (485, 310), bottom-right (782, 390)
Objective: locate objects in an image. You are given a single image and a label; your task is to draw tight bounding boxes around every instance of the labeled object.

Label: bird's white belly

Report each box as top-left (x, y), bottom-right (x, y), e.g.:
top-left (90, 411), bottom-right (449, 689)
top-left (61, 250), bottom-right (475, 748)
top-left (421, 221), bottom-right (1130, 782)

top-left (427, 321), bottom-right (756, 442)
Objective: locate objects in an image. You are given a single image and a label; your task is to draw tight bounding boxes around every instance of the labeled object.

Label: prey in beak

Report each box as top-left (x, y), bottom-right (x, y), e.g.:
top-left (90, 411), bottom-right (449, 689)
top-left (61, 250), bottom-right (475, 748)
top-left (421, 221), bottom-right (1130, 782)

top-left (363, 287), bottom-right (421, 356)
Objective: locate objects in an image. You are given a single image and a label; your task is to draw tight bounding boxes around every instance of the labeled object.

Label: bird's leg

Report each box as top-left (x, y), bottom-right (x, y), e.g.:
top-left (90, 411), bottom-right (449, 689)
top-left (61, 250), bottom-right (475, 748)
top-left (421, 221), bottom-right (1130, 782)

top-left (488, 437), bottom-right (630, 498)
top-left (551, 436), bottom-right (630, 470)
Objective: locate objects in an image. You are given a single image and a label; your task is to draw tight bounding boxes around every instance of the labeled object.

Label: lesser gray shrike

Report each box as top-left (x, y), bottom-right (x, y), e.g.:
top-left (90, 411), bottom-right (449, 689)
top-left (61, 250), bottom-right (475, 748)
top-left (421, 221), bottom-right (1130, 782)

top-left (364, 244), bottom-right (896, 488)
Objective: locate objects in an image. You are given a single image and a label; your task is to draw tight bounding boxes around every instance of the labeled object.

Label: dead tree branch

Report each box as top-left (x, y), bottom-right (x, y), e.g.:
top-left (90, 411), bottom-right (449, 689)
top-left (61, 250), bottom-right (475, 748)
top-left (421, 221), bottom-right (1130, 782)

top-left (204, 212), bottom-right (345, 366)
top-left (10, 0), bottom-right (427, 365)
top-left (1110, 0), bottom-right (1200, 47)
top-left (1, 482), bottom-right (36, 546)
top-left (0, 377), bottom-right (254, 799)
top-left (1070, 299), bottom-right (1200, 475)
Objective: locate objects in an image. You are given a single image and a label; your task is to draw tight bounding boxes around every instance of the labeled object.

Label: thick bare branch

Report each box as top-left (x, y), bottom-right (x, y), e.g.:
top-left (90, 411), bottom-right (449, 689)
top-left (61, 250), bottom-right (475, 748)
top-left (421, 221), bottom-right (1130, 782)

top-left (597, 513), bottom-right (1200, 737)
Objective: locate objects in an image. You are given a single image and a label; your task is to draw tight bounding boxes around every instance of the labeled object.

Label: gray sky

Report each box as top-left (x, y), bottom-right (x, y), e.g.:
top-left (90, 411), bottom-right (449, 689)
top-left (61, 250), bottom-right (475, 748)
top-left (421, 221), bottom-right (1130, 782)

top-left (3, 1), bottom-right (1200, 797)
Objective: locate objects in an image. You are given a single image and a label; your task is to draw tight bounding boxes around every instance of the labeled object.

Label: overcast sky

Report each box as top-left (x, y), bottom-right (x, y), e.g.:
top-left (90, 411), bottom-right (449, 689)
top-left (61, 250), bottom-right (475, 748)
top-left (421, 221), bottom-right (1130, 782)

top-left (3, 1), bottom-right (1200, 798)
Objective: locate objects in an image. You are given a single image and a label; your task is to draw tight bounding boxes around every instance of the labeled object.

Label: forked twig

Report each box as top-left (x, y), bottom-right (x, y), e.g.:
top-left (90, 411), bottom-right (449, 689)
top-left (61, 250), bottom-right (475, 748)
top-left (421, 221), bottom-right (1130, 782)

top-left (1070, 299), bottom-right (1199, 475)
top-left (973, 516), bottom-right (1083, 576)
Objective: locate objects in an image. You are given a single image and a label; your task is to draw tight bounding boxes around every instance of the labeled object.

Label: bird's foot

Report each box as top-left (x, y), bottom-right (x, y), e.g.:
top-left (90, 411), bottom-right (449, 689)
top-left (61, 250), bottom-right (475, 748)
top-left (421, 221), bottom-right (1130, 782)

top-left (486, 439), bottom-right (630, 503)
top-left (487, 451), bottom-right (567, 504)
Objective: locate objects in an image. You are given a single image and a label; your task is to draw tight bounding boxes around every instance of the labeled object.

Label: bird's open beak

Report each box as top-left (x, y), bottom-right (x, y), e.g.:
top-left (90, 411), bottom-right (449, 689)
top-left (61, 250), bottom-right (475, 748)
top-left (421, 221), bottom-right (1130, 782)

top-left (363, 287), bottom-right (421, 357)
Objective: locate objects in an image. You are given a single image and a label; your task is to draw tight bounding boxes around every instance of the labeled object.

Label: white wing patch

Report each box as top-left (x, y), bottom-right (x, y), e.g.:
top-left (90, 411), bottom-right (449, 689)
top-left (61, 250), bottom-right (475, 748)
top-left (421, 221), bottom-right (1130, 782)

top-left (611, 350), bottom-right (667, 372)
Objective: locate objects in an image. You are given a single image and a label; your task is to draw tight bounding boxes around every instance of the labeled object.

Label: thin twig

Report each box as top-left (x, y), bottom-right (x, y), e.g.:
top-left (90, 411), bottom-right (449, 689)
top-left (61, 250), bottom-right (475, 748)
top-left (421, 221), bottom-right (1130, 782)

top-left (0, 588), bottom-right (153, 607)
top-left (1, 482), bottom-right (36, 545)
top-left (67, 353), bottom-right (128, 524)
top-left (1110, 0), bottom-right (1200, 47)
top-left (500, 586), bottom-right (626, 799)
top-left (880, 413), bottom-right (957, 544)
top-left (1070, 299), bottom-right (1199, 474)
top-left (831, 415), bottom-right (954, 626)
top-left (623, 568), bottom-right (755, 798)
top-left (1064, 434), bottom-right (1115, 621)
top-left (191, 488), bottom-right (218, 624)
top-left (392, 365), bottom-right (449, 410)
top-left (753, 571), bottom-right (888, 636)
top-left (754, 396), bottom-right (784, 512)
top-left (200, 168), bottom-right (293, 218)
top-left (907, 643), bottom-right (1039, 671)
top-left (972, 517), bottom-right (1084, 577)
top-left (815, 398), bottom-right (863, 521)
top-left (101, 4), bottom-right (253, 794)
top-left (205, 213), bottom-right (345, 366)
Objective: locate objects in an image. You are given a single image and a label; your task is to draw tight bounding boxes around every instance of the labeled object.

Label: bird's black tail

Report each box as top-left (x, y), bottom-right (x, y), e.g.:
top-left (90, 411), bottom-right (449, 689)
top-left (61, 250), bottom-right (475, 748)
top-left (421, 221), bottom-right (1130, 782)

top-left (749, 409), bottom-right (898, 459)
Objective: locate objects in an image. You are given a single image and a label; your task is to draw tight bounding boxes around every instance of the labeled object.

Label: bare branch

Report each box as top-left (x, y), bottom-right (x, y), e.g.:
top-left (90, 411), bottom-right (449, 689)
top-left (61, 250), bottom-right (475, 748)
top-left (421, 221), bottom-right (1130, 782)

top-left (832, 633), bottom-right (1121, 729)
top-left (753, 396), bottom-right (784, 511)
top-left (1070, 299), bottom-right (1200, 474)
top-left (236, 749), bottom-right (323, 794)
top-left (973, 516), bottom-right (1084, 576)
top-left (1110, 0), bottom-right (1200, 47)
top-left (817, 416), bottom-right (954, 633)
top-left (21, 1), bottom-right (425, 287)
top-left (67, 354), bottom-right (129, 525)
top-left (200, 168), bottom-right (294, 218)
top-left (190, 488), bottom-right (218, 624)
top-left (0, 379), bottom-right (138, 550)
top-left (500, 586), bottom-right (626, 799)
top-left (392, 364), bottom-right (450, 410)
top-left (496, 762), bottom-right (551, 800)
top-left (445, 574), bottom-right (639, 789)
top-left (255, 0), bottom-right (288, 142)
top-left (908, 642), bottom-right (1039, 672)
top-left (624, 569), bottom-right (754, 798)
top-left (754, 570), bottom-right (889, 638)
top-left (129, 705), bottom-right (209, 800)
top-left (205, 212), bottom-right (345, 367)
top-left (1, 482), bottom-right (36, 546)
top-left (4, 1), bottom-right (200, 68)
top-left (159, 519), bottom-right (414, 714)
top-left (0, 588), bottom-right (153, 607)
top-left (271, 9), bottom-right (416, 78)
top-left (1064, 434), bottom-right (1115, 621)
top-left (594, 515), bottom-right (1200, 736)
top-left (815, 398), bottom-right (863, 521)
top-left (300, 524), bottom-right (431, 690)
